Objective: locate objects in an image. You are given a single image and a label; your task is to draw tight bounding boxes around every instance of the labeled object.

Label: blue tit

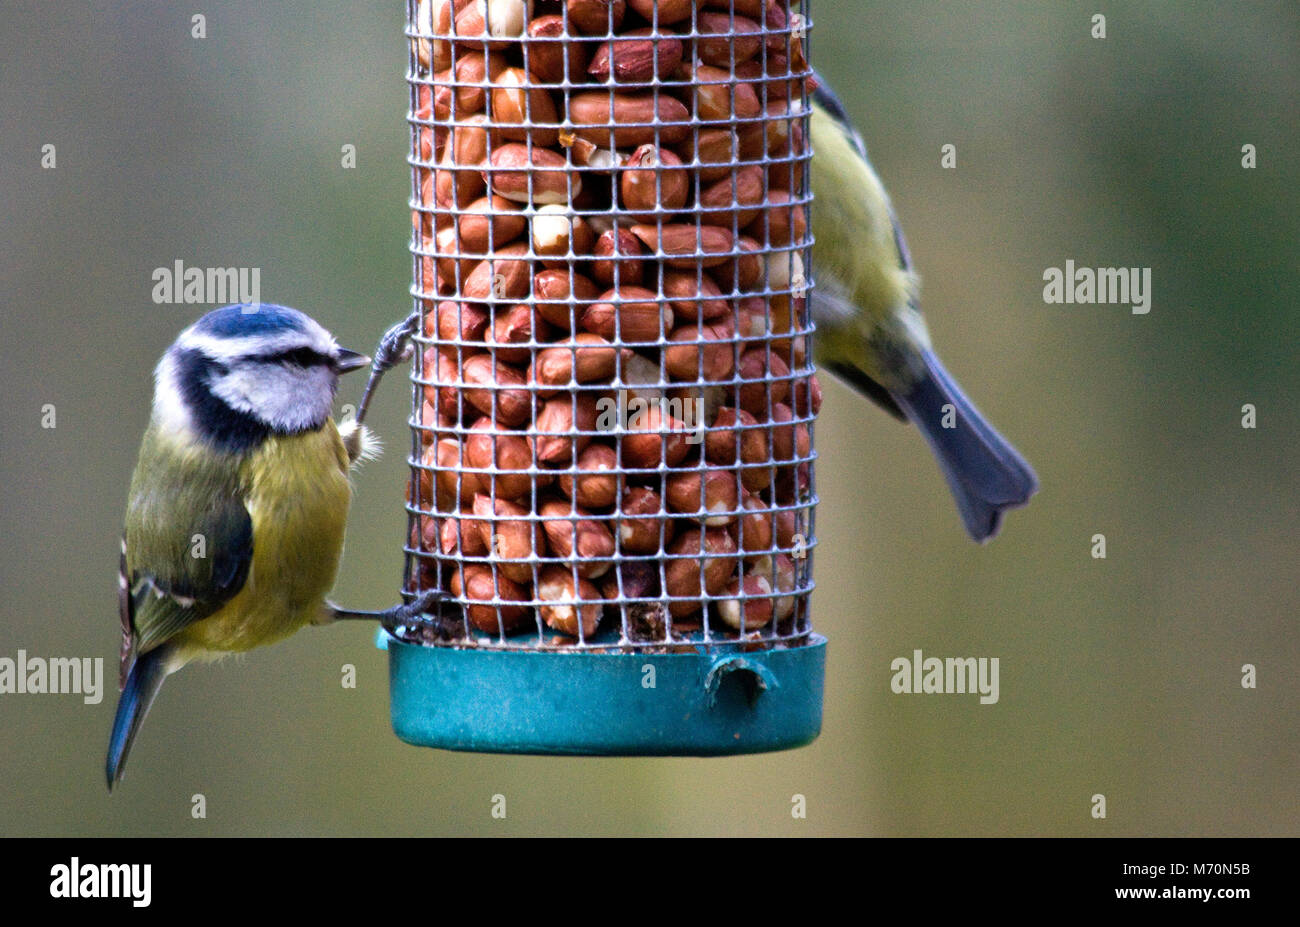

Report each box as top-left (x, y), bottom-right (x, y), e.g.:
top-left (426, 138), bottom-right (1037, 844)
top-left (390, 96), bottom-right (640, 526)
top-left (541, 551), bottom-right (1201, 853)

top-left (808, 74), bottom-right (1038, 541)
top-left (106, 304), bottom-right (380, 791)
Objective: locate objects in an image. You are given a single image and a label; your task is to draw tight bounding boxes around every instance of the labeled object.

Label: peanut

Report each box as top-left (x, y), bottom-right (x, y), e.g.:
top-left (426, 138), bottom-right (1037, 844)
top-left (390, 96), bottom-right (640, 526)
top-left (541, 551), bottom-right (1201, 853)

top-left (565, 0), bottom-right (625, 36)
top-left (716, 574), bottom-right (774, 631)
top-left (450, 562), bottom-right (531, 633)
top-left (684, 65), bottom-right (762, 123)
top-left (568, 91), bottom-right (691, 148)
top-left (662, 271), bottom-right (731, 323)
top-left (746, 552), bottom-right (798, 621)
top-left (433, 437), bottom-right (485, 510)
top-left (473, 493), bottom-right (545, 584)
top-left (532, 267), bottom-right (602, 329)
top-left (532, 205), bottom-right (595, 265)
top-left (748, 189), bottom-right (807, 247)
top-left (456, 194), bottom-right (527, 254)
top-left (536, 565), bottom-right (603, 638)
top-left (589, 29), bottom-right (683, 84)
top-left (664, 321), bottom-right (735, 382)
top-left (464, 419), bottom-right (541, 501)
top-left (626, 0), bottom-right (691, 25)
top-left (619, 406), bottom-right (691, 469)
top-left (736, 348), bottom-right (791, 417)
top-left (631, 223), bottom-right (735, 269)
top-left (445, 51), bottom-right (503, 119)
top-left (698, 165), bottom-right (766, 231)
top-left (523, 15), bottom-right (590, 85)
top-left (665, 468), bottom-right (741, 525)
top-left (558, 442), bottom-right (619, 510)
top-left (487, 143), bottom-right (579, 205)
top-left (704, 407), bottom-right (765, 467)
top-left (618, 486), bottom-right (671, 553)
top-left (676, 127), bottom-right (740, 183)
top-left (732, 489), bottom-right (775, 554)
top-left (620, 144), bottom-right (690, 222)
top-left (598, 559), bottom-right (659, 601)
top-left (531, 333), bottom-right (627, 393)
top-left (695, 13), bottom-right (762, 68)
top-left (664, 527), bottom-right (739, 617)
top-left (769, 401), bottom-right (810, 463)
top-left (490, 67), bottom-right (560, 146)
top-left (539, 499), bottom-right (616, 577)
top-left (453, 0), bottom-right (532, 49)
top-left (460, 353), bottom-right (533, 426)
top-left (485, 303), bottom-right (552, 364)
top-left (422, 344), bottom-right (478, 416)
top-left (709, 234), bottom-right (764, 293)
top-left (792, 372), bottom-right (823, 417)
top-left (532, 392), bottom-right (603, 464)
top-left (440, 505), bottom-right (489, 556)
top-left (589, 227), bottom-right (648, 287)
top-left (426, 299), bottom-right (490, 343)
top-left (460, 241), bottom-right (532, 301)
top-left (577, 286), bottom-right (672, 344)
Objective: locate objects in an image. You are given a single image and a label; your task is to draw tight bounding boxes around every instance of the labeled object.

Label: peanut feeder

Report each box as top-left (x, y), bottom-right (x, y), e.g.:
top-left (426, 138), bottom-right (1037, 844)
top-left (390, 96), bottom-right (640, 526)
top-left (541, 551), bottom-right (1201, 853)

top-left (386, 0), bottom-right (826, 755)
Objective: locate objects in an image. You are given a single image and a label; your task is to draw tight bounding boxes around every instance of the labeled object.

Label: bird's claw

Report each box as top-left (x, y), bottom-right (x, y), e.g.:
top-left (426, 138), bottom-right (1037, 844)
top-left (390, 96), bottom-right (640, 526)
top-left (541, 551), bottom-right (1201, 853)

top-left (373, 311), bottom-right (421, 370)
top-left (380, 588), bottom-right (463, 640)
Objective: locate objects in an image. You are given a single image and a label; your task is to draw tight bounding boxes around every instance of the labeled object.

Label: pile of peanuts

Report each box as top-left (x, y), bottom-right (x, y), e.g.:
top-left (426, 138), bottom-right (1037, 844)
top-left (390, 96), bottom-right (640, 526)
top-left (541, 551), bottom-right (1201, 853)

top-left (406, 0), bottom-right (820, 644)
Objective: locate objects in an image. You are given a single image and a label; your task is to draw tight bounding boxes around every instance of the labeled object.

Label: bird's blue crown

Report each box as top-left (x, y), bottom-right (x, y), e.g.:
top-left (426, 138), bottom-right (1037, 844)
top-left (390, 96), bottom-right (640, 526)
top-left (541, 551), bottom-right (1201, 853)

top-left (190, 304), bottom-right (313, 340)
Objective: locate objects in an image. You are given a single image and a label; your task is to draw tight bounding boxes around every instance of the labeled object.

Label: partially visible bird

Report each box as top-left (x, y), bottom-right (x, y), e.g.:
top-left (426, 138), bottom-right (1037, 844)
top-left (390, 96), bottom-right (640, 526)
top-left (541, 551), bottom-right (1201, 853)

top-left (808, 75), bottom-right (1038, 541)
top-left (106, 304), bottom-right (388, 790)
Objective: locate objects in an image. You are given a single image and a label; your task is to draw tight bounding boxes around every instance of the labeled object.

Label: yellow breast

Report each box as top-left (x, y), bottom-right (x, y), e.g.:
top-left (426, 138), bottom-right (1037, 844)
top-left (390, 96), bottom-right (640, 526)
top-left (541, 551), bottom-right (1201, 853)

top-left (179, 423), bottom-right (351, 656)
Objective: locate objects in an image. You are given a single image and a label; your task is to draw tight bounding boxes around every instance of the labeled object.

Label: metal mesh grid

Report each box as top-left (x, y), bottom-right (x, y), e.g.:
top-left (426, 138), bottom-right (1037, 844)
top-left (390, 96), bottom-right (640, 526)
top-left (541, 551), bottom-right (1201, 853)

top-left (401, 0), bottom-right (819, 651)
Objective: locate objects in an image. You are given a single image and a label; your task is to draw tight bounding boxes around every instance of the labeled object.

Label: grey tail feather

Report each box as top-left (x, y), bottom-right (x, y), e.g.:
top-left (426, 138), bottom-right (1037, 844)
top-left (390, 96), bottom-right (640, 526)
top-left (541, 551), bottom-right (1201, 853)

top-left (106, 646), bottom-right (170, 792)
top-left (892, 350), bottom-right (1038, 542)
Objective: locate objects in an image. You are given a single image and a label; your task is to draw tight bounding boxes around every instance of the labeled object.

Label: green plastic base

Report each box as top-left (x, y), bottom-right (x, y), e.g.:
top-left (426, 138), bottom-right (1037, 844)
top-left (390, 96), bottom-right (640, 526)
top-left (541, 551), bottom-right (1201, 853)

top-left (382, 633), bottom-right (826, 756)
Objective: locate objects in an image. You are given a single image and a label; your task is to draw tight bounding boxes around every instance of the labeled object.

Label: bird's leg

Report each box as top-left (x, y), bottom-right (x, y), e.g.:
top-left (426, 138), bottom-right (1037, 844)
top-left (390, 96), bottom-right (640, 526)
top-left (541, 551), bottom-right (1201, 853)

top-left (353, 310), bottom-right (420, 427)
top-left (326, 589), bottom-right (459, 636)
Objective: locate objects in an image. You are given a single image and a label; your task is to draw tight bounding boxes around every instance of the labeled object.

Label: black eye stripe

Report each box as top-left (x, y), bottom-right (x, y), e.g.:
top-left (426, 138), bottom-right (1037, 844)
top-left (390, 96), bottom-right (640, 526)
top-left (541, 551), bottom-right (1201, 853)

top-left (239, 347), bottom-right (328, 367)
top-left (281, 347), bottom-right (325, 367)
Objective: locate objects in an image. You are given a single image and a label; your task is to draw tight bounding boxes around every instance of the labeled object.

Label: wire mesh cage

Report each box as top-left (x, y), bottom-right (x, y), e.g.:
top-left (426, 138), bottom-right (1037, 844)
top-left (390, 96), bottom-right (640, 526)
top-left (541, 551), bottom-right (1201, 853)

top-left (387, 0), bottom-right (825, 754)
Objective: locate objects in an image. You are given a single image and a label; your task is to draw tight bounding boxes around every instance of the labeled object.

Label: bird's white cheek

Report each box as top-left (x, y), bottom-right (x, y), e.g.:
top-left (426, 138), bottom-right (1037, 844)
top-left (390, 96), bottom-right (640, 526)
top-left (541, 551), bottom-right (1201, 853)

top-left (152, 352), bottom-right (195, 434)
top-left (209, 366), bottom-right (264, 416)
top-left (244, 365), bottom-right (337, 432)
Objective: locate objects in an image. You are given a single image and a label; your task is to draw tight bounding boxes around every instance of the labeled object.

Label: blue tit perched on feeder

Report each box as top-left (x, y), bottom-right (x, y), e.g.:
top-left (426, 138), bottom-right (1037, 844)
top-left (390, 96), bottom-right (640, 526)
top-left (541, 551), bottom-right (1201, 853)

top-left (808, 75), bottom-right (1038, 541)
top-left (106, 304), bottom-right (398, 790)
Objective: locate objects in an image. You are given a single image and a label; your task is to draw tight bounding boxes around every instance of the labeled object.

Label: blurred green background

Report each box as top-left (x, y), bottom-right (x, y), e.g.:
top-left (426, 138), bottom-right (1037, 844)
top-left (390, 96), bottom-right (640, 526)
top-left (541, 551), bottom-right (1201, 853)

top-left (1, 1), bottom-right (1296, 836)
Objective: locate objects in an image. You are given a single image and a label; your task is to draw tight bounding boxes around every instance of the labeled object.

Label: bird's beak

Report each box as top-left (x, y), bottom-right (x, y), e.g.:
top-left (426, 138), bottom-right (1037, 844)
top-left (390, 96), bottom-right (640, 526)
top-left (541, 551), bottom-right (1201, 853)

top-left (333, 349), bottom-right (370, 374)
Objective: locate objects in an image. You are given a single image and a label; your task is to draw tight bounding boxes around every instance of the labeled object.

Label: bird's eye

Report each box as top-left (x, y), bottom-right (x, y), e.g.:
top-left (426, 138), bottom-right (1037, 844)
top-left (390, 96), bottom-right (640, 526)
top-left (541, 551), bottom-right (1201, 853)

top-left (275, 347), bottom-right (322, 368)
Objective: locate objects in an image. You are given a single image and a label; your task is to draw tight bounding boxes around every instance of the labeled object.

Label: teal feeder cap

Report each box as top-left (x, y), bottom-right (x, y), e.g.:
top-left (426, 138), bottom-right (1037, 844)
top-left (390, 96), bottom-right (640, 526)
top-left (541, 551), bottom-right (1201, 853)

top-left (380, 632), bottom-right (827, 756)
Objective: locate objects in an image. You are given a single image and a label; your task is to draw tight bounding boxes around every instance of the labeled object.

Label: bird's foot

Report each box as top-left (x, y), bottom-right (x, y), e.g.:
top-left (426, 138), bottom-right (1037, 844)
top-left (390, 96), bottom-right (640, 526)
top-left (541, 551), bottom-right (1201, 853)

top-left (373, 310), bottom-right (421, 370)
top-left (353, 310), bottom-right (420, 426)
top-left (381, 589), bottom-right (448, 635)
top-left (327, 589), bottom-right (462, 640)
